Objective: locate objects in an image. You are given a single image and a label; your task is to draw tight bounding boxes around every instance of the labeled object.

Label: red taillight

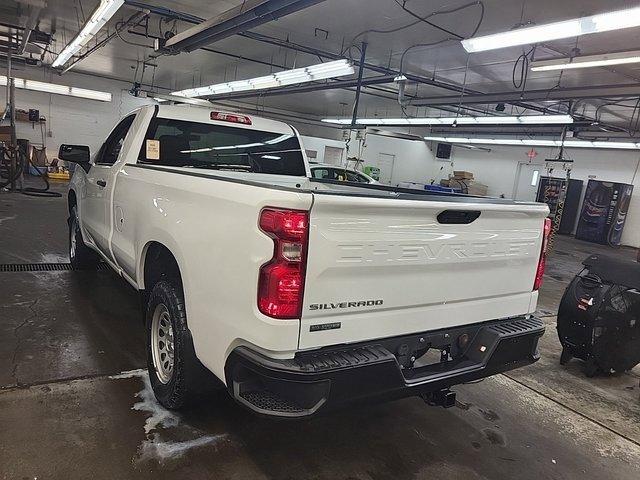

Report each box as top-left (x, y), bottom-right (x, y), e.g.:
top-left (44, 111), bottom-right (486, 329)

top-left (533, 218), bottom-right (552, 291)
top-left (210, 111), bottom-right (252, 125)
top-left (258, 208), bottom-right (309, 319)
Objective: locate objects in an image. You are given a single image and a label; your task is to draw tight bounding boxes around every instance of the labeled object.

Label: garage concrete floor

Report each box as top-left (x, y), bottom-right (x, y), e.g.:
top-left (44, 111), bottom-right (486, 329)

top-left (1, 181), bottom-right (639, 480)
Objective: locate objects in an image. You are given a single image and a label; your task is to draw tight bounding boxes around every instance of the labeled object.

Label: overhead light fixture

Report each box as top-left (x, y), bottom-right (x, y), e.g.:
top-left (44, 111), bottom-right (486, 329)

top-left (0, 75), bottom-right (112, 102)
top-left (424, 136), bottom-right (640, 150)
top-left (461, 6), bottom-right (640, 53)
top-left (531, 50), bottom-right (640, 71)
top-left (322, 115), bottom-right (574, 126)
top-left (172, 59), bottom-right (355, 98)
top-left (52, 0), bottom-right (125, 68)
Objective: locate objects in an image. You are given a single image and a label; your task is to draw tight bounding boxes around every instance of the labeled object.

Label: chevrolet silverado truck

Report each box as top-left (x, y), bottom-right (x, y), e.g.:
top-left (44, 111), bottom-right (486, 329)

top-left (61, 104), bottom-right (550, 417)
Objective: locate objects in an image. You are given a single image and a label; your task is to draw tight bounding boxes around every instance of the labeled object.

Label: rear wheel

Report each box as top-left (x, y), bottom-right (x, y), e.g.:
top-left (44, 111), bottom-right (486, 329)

top-left (68, 206), bottom-right (99, 269)
top-left (146, 280), bottom-right (200, 409)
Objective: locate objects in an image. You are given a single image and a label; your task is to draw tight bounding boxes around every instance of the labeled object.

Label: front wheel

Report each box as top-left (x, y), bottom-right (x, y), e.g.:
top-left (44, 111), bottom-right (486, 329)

top-left (146, 280), bottom-right (201, 409)
top-left (68, 206), bottom-right (98, 270)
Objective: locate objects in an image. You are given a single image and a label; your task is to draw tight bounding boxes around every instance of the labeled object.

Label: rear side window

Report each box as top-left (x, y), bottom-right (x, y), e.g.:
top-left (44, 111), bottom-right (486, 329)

top-left (138, 118), bottom-right (306, 176)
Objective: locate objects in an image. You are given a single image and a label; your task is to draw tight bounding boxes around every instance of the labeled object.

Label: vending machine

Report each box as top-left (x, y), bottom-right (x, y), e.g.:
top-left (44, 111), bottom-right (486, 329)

top-left (575, 180), bottom-right (634, 246)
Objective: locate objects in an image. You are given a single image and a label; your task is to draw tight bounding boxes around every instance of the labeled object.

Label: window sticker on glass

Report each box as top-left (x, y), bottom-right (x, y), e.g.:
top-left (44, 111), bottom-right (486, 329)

top-left (146, 139), bottom-right (160, 160)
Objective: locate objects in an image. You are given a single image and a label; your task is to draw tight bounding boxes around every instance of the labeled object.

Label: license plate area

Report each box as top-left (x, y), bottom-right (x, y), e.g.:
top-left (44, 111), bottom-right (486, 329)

top-left (388, 324), bottom-right (486, 381)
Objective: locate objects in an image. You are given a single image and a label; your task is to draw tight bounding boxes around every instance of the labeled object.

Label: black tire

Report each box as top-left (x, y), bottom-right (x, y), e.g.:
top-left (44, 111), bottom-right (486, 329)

top-left (146, 280), bottom-right (201, 409)
top-left (68, 206), bottom-right (99, 270)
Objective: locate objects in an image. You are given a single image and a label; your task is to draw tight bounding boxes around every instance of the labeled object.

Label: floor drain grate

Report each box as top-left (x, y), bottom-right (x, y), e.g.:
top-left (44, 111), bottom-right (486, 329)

top-left (0, 263), bottom-right (109, 272)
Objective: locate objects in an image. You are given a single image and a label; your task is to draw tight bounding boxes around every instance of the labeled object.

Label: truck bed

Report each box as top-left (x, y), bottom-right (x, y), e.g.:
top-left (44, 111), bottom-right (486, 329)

top-left (125, 164), bottom-right (548, 353)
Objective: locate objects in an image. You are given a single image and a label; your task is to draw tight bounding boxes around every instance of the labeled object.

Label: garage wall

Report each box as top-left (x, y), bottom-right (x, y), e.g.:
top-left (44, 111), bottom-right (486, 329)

top-left (290, 131), bottom-right (440, 185)
top-left (1, 68), bottom-right (345, 163)
top-left (351, 132), bottom-right (437, 186)
top-left (438, 144), bottom-right (640, 248)
top-left (0, 69), bottom-right (154, 160)
top-left (298, 135), bottom-right (347, 164)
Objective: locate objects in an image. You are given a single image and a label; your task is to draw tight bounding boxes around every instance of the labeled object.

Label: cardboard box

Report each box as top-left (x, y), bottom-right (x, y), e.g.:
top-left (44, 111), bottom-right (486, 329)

top-left (0, 126), bottom-right (13, 143)
top-left (453, 170), bottom-right (474, 180)
top-left (466, 183), bottom-right (488, 196)
top-left (445, 177), bottom-right (488, 196)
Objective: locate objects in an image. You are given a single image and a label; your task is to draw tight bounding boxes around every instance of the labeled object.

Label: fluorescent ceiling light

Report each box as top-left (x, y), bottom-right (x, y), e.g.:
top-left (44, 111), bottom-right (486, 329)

top-left (172, 59), bottom-right (355, 98)
top-left (322, 115), bottom-right (573, 126)
top-left (424, 136), bottom-right (640, 150)
top-left (462, 6), bottom-right (640, 53)
top-left (0, 75), bottom-right (111, 102)
top-left (52, 0), bottom-right (124, 68)
top-left (531, 50), bottom-right (640, 71)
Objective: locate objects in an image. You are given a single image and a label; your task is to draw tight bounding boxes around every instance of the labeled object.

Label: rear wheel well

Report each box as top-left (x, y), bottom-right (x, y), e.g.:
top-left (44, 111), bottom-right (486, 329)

top-left (143, 242), bottom-right (183, 293)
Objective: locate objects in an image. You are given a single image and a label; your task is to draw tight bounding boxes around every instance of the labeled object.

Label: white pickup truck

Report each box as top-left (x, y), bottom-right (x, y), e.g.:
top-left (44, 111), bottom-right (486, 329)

top-left (62, 104), bottom-right (550, 417)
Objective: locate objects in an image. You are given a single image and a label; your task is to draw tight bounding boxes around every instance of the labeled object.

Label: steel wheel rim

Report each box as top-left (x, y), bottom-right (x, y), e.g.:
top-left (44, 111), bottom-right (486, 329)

top-left (151, 303), bottom-right (175, 384)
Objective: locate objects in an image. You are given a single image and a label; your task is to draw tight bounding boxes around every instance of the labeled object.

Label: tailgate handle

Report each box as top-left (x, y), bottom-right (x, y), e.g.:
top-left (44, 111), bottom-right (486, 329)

top-left (437, 210), bottom-right (481, 224)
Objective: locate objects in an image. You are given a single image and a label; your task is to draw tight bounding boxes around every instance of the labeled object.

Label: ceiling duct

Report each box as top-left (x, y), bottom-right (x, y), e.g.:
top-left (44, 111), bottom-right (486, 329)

top-left (161, 0), bottom-right (328, 53)
top-left (17, 1), bottom-right (45, 55)
top-left (366, 128), bottom-right (426, 142)
top-left (412, 84), bottom-right (640, 106)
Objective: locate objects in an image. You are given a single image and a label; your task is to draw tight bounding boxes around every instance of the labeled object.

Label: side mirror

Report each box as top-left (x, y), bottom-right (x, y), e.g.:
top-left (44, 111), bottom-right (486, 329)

top-left (59, 144), bottom-right (90, 172)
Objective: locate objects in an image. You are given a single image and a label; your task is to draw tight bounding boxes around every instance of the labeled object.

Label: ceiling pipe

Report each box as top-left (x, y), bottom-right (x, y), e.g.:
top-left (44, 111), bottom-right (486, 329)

top-left (350, 42), bottom-right (368, 128)
top-left (412, 84), bottom-right (640, 106)
top-left (160, 0), bottom-right (328, 52)
top-left (127, 29), bottom-right (289, 70)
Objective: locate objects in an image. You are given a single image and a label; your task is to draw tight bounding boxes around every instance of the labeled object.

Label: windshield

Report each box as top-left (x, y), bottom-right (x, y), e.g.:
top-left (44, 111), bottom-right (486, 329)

top-left (138, 118), bottom-right (307, 176)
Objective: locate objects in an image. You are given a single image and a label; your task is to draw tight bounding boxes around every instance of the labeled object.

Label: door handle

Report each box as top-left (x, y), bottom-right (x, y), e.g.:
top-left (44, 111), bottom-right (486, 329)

top-left (437, 210), bottom-right (481, 224)
top-left (96, 180), bottom-right (107, 188)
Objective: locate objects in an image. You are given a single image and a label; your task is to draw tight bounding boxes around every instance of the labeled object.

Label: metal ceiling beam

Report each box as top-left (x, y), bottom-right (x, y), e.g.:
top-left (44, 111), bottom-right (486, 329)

top-left (162, 0), bottom-right (328, 53)
top-left (412, 85), bottom-right (640, 106)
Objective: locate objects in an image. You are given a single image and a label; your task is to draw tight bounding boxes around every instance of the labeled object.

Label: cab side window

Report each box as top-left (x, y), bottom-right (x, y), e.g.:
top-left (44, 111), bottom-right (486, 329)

top-left (96, 115), bottom-right (136, 166)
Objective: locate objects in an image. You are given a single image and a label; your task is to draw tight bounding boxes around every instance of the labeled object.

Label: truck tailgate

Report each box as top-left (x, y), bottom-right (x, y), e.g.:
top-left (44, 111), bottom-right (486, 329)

top-left (300, 193), bottom-right (549, 350)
